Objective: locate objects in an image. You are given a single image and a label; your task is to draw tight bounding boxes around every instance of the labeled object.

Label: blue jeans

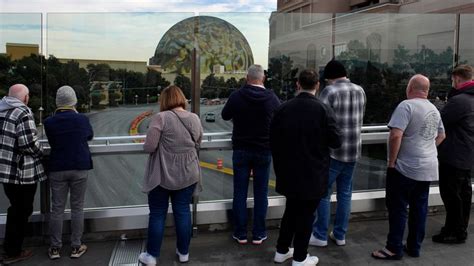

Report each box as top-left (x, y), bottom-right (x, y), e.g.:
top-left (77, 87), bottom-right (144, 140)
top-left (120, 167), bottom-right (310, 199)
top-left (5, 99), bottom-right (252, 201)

top-left (313, 159), bottom-right (356, 241)
top-left (146, 184), bottom-right (196, 258)
top-left (232, 149), bottom-right (271, 239)
top-left (385, 168), bottom-right (430, 256)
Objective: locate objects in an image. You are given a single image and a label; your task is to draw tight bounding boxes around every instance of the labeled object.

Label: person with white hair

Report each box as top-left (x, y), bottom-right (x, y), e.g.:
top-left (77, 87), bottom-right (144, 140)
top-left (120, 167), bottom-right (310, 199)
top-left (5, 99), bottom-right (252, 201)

top-left (0, 84), bottom-right (46, 264)
top-left (222, 64), bottom-right (281, 245)
top-left (44, 85), bottom-right (93, 260)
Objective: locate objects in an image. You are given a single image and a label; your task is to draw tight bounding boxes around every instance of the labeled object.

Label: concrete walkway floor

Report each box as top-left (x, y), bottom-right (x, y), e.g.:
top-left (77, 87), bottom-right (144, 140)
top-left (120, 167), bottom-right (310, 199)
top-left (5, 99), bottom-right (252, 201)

top-left (6, 211), bottom-right (474, 266)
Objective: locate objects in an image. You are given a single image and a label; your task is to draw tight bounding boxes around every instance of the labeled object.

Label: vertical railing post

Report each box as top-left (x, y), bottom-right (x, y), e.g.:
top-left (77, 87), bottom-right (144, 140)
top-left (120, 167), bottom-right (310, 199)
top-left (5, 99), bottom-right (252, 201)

top-left (191, 16), bottom-right (201, 237)
top-left (40, 166), bottom-right (51, 236)
top-left (453, 13), bottom-right (461, 67)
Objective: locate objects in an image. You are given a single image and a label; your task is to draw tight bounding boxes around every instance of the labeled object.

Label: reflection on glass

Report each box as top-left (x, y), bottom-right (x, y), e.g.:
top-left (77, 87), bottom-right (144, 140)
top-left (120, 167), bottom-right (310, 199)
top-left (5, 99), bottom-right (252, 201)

top-left (0, 13), bottom-right (43, 214)
top-left (197, 13), bottom-right (270, 133)
top-left (460, 15), bottom-right (474, 66)
top-left (199, 150), bottom-right (278, 202)
top-left (46, 13), bottom-right (194, 137)
top-left (0, 11), bottom-right (470, 210)
top-left (268, 13), bottom-right (457, 124)
top-left (86, 154), bottom-right (147, 208)
top-left (354, 144), bottom-right (387, 191)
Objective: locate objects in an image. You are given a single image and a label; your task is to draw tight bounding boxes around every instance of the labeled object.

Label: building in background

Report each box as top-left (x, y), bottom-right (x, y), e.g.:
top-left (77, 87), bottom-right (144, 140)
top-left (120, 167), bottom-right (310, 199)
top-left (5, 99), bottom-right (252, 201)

top-left (57, 58), bottom-right (147, 73)
top-left (270, 0), bottom-right (474, 71)
top-left (5, 43), bottom-right (39, 60)
top-left (269, 0), bottom-right (474, 125)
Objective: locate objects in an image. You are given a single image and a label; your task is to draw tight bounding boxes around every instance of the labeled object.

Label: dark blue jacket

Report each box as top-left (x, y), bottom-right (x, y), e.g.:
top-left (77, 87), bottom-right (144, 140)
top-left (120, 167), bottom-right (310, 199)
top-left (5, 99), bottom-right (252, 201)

top-left (222, 84), bottom-right (281, 151)
top-left (44, 110), bottom-right (94, 172)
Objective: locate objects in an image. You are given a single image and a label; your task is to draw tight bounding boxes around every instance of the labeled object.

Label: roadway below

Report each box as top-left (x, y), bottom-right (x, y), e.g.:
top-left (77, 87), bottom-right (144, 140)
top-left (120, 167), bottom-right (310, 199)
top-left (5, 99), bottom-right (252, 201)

top-left (0, 103), bottom-right (387, 212)
top-left (82, 104), bottom-right (386, 208)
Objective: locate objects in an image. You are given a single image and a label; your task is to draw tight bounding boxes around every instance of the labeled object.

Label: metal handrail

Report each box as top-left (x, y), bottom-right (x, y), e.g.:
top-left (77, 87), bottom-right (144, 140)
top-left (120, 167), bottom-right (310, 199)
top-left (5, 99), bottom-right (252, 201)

top-left (38, 126), bottom-right (388, 146)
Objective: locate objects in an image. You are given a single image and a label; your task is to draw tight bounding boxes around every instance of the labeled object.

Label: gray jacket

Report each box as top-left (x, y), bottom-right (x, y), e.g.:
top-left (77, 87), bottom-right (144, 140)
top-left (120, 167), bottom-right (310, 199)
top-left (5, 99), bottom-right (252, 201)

top-left (142, 110), bottom-right (203, 192)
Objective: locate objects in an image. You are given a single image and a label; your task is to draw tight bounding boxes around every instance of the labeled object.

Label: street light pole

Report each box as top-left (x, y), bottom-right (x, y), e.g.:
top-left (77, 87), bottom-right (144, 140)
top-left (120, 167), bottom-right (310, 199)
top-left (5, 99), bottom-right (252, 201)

top-left (135, 94), bottom-right (138, 105)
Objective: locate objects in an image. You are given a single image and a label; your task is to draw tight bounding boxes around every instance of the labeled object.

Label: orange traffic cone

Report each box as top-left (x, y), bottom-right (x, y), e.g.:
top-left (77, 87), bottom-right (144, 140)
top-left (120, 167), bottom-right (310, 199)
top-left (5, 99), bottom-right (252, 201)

top-left (217, 158), bottom-right (223, 169)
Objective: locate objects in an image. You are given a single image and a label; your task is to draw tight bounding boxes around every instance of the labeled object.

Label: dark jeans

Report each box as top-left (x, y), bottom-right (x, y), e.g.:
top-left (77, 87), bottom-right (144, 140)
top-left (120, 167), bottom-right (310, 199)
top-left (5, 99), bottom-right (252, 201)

top-left (3, 183), bottom-right (38, 257)
top-left (232, 149), bottom-right (271, 239)
top-left (276, 197), bottom-right (320, 262)
top-left (146, 184), bottom-right (196, 258)
top-left (439, 162), bottom-right (472, 236)
top-left (385, 168), bottom-right (430, 257)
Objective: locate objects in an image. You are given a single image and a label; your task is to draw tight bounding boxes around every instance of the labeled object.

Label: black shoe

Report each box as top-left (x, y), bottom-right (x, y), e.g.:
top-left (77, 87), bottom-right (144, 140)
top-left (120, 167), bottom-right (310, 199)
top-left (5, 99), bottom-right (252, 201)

top-left (432, 232), bottom-right (465, 244)
top-left (403, 245), bottom-right (420, 258)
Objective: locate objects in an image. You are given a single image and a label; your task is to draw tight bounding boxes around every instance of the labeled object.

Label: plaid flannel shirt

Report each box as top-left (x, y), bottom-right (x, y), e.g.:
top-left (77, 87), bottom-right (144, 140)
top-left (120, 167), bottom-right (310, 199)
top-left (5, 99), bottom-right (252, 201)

top-left (0, 105), bottom-right (46, 184)
top-left (319, 79), bottom-right (366, 162)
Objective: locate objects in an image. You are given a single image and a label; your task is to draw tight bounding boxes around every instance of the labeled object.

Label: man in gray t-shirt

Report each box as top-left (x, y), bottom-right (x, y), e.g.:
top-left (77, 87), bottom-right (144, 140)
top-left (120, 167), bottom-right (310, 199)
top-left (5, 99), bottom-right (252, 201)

top-left (372, 75), bottom-right (446, 260)
top-left (388, 98), bottom-right (444, 182)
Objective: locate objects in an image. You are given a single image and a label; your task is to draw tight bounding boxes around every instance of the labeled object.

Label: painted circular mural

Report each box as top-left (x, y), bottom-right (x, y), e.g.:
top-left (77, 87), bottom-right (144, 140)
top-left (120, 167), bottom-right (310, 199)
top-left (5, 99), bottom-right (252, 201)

top-left (150, 16), bottom-right (254, 74)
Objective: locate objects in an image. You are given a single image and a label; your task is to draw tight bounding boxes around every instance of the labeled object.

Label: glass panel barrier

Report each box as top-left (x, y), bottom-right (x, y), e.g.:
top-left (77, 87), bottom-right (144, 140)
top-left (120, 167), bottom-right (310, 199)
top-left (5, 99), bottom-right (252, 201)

top-left (0, 12), bottom-right (467, 211)
top-left (456, 14), bottom-right (474, 182)
top-left (354, 144), bottom-right (387, 191)
top-left (196, 13), bottom-right (270, 133)
top-left (334, 13), bottom-right (455, 123)
top-left (269, 13), bottom-right (456, 123)
top-left (199, 149), bottom-right (279, 202)
top-left (0, 13), bottom-right (43, 214)
top-left (46, 13), bottom-right (195, 137)
top-left (460, 14), bottom-right (474, 67)
top-left (44, 12), bottom-right (196, 208)
top-left (87, 153), bottom-right (147, 208)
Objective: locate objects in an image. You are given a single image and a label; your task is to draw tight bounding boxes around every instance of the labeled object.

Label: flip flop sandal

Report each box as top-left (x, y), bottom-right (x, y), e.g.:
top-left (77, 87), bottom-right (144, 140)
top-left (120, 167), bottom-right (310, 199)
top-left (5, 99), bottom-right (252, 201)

top-left (371, 248), bottom-right (402, 260)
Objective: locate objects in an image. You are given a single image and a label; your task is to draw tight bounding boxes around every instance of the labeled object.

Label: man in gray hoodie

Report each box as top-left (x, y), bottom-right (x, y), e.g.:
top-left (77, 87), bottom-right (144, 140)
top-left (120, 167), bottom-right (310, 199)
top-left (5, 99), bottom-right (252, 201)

top-left (0, 84), bottom-right (46, 264)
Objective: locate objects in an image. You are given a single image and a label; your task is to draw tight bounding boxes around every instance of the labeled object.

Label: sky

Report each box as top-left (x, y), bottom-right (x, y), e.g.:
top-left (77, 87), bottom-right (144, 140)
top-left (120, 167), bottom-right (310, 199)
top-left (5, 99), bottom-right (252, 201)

top-left (0, 0), bottom-right (277, 68)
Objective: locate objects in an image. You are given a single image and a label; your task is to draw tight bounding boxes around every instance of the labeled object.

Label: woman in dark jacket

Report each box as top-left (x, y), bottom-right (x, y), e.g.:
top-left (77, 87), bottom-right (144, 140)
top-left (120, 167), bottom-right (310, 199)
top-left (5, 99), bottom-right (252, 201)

top-left (44, 86), bottom-right (93, 260)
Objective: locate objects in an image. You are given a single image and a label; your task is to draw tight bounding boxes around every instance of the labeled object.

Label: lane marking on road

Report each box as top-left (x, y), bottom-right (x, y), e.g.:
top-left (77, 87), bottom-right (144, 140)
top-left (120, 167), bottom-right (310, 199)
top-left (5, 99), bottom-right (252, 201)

top-left (199, 161), bottom-right (276, 188)
top-left (200, 161), bottom-right (233, 175)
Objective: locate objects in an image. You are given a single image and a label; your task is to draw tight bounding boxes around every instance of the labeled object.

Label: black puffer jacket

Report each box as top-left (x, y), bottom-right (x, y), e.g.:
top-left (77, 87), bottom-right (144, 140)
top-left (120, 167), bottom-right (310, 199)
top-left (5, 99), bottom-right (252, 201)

top-left (438, 82), bottom-right (474, 170)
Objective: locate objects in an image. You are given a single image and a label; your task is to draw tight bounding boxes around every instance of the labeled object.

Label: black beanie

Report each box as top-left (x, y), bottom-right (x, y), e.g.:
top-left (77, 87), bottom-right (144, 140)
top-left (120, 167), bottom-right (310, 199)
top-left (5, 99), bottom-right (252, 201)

top-left (324, 60), bottom-right (347, 79)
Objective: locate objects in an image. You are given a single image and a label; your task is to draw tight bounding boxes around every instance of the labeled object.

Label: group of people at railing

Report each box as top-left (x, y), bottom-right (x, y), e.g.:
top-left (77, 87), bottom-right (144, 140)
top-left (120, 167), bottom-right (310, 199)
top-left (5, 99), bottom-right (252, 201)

top-left (0, 62), bottom-right (472, 265)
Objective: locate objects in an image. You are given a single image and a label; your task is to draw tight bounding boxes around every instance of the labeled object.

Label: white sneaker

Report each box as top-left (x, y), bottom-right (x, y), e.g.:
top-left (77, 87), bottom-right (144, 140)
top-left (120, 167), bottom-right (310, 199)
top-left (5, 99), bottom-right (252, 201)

top-left (176, 248), bottom-right (189, 263)
top-left (309, 234), bottom-right (327, 247)
top-left (292, 254), bottom-right (319, 266)
top-left (329, 231), bottom-right (346, 246)
top-left (274, 248), bottom-right (294, 263)
top-left (138, 252), bottom-right (157, 265)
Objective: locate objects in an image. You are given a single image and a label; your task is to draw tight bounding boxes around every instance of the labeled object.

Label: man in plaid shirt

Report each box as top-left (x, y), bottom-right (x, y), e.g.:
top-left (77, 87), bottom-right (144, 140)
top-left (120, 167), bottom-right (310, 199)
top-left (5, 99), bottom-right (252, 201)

top-left (310, 60), bottom-right (366, 247)
top-left (0, 84), bottom-right (46, 264)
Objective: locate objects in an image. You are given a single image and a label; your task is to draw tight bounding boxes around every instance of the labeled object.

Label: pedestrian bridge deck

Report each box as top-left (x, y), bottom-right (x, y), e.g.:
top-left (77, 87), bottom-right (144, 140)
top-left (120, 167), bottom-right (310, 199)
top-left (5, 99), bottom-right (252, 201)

top-left (5, 210), bottom-right (474, 265)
